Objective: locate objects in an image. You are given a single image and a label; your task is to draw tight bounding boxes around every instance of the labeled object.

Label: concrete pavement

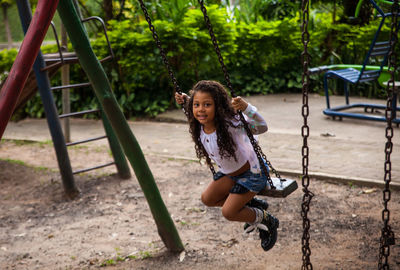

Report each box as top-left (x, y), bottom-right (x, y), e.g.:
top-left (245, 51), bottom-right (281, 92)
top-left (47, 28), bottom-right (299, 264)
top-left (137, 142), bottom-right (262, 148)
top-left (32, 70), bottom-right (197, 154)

top-left (2, 93), bottom-right (400, 189)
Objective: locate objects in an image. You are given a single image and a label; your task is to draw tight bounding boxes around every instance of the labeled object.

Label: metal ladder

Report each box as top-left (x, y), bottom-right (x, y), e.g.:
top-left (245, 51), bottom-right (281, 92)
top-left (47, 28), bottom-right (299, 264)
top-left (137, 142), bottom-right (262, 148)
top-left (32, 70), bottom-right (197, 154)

top-left (16, 0), bottom-right (129, 198)
top-left (41, 17), bottom-right (131, 176)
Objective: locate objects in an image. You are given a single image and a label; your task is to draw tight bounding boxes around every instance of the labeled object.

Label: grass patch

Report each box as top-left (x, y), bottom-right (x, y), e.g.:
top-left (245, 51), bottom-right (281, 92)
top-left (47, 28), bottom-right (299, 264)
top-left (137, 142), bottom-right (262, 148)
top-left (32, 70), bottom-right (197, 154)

top-left (100, 249), bottom-right (154, 267)
top-left (100, 259), bottom-right (116, 267)
top-left (69, 144), bottom-right (89, 150)
top-left (139, 251), bottom-right (152, 259)
top-left (94, 146), bottom-right (106, 153)
top-left (2, 139), bottom-right (53, 147)
top-left (0, 158), bottom-right (53, 173)
top-left (37, 140), bottom-right (53, 147)
top-left (3, 139), bottom-right (36, 146)
top-left (0, 158), bottom-right (27, 166)
top-left (348, 181), bottom-right (354, 189)
top-left (34, 166), bottom-right (50, 172)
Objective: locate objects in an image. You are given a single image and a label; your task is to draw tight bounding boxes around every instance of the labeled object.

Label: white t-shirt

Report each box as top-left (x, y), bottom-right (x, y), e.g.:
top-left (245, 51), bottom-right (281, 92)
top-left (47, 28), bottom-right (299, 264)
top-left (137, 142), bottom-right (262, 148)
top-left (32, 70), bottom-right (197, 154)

top-left (200, 104), bottom-right (268, 174)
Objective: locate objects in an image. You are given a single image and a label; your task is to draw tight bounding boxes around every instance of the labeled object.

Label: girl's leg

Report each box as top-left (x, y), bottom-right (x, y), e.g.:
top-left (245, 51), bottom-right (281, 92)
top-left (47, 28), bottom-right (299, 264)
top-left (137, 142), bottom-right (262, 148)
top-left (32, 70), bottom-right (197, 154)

top-left (221, 192), bottom-right (257, 223)
top-left (201, 175), bottom-right (235, 207)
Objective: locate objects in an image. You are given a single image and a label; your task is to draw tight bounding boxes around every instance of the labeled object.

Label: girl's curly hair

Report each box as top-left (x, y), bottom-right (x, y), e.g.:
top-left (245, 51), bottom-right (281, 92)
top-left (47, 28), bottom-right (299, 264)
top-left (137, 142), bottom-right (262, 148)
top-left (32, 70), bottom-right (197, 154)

top-left (186, 80), bottom-right (238, 168)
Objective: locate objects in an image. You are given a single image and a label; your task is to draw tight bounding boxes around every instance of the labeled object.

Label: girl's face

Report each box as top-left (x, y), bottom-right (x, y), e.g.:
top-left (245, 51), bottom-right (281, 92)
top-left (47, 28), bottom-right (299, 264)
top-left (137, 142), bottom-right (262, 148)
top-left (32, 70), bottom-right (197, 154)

top-left (192, 91), bottom-right (216, 131)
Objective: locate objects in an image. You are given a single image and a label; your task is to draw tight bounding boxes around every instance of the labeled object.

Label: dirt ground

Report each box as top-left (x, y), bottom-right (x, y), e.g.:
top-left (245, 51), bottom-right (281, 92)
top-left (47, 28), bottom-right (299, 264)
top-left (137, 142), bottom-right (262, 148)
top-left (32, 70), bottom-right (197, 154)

top-left (0, 139), bottom-right (400, 270)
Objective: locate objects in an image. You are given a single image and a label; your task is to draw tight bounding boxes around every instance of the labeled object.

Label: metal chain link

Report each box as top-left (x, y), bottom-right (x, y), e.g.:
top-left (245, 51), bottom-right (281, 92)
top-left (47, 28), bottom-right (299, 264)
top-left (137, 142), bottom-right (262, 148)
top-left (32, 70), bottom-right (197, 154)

top-left (301, 1), bottom-right (314, 269)
top-left (199, 139), bottom-right (217, 175)
top-left (197, 0), bottom-right (287, 189)
top-left (137, 0), bottom-right (189, 116)
top-left (138, 0), bottom-right (217, 174)
top-left (138, 0), bottom-right (180, 94)
top-left (198, 0), bottom-right (234, 95)
top-left (378, 0), bottom-right (398, 269)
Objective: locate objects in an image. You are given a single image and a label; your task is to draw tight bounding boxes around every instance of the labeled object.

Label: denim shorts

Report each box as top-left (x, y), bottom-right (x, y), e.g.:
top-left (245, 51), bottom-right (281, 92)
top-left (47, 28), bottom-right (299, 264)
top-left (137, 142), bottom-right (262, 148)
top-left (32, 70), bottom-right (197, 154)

top-left (213, 163), bottom-right (270, 194)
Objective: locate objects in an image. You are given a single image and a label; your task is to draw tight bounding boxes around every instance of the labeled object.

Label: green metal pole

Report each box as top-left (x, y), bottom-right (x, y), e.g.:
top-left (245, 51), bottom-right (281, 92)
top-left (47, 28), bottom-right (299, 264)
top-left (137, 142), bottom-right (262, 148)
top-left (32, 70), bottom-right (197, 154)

top-left (57, 0), bottom-right (183, 252)
top-left (100, 110), bottom-right (131, 179)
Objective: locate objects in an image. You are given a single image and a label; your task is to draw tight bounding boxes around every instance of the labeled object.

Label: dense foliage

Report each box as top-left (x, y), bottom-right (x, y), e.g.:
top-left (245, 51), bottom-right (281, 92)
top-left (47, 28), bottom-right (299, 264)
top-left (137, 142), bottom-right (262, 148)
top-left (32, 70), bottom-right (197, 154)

top-left (0, 1), bottom-right (396, 118)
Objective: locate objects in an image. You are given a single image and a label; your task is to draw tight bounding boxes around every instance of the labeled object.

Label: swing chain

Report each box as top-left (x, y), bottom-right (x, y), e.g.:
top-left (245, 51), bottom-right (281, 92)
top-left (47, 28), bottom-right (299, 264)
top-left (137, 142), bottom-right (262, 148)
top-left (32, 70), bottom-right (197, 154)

top-left (198, 0), bottom-right (234, 95)
top-left (200, 141), bottom-right (217, 175)
top-left (197, 0), bottom-right (284, 190)
top-left (378, 0), bottom-right (398, 268)
top-left (301, 1), bottom-right (314, 269)
top-left (137, 0), bottom-right (188, 116)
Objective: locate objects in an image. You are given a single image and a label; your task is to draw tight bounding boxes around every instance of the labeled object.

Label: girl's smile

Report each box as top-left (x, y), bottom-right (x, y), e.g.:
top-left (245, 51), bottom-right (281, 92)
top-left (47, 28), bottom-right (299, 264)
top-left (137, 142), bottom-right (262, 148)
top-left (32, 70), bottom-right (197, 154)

top-left (192, 91), bottom-right (216, 133)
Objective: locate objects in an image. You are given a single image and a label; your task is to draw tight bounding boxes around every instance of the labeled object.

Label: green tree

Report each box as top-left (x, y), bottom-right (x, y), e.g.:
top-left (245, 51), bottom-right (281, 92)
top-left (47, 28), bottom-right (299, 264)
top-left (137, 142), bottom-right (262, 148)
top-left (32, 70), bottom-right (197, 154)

top-left (1, 0), bottom-right (13, 49)
top-left (103, 0), bottom-right (113, 22)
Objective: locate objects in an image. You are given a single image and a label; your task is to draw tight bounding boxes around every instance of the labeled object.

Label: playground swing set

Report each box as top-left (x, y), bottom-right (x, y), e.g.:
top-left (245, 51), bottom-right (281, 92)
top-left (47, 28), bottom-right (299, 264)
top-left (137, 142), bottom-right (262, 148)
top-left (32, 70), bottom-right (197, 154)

top-left (0, 0), bottom-right (397, 267)
top-left (139, 0), bottom-right (398, 269)
top-left (141, 0), bottom-right (397, 267)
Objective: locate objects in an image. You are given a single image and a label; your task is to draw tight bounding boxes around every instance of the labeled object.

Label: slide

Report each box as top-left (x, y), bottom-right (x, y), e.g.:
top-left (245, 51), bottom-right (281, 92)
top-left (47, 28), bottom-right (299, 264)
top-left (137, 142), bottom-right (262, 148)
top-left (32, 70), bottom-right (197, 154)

top-left (0, 0), bottom-right (59, 139)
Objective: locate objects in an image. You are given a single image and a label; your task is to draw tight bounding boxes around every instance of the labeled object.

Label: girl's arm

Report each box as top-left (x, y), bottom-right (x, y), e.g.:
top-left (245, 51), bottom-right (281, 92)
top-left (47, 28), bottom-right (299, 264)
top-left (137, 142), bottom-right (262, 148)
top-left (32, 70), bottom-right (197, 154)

top-left (232, 97), bottom-right (268, 135)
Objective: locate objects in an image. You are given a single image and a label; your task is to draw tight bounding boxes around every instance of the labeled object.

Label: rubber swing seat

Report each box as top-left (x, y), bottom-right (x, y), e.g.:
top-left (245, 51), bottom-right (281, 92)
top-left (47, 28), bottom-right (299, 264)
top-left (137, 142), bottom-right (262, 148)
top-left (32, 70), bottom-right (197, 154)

top-left (258, 178), bottom-right (298, 198)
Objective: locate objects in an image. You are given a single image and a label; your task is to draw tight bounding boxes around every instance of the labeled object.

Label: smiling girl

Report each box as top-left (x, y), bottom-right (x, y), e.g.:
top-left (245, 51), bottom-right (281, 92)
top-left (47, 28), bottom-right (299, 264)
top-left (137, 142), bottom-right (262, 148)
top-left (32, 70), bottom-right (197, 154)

top-left (175, 80), bottom-right (279, 251)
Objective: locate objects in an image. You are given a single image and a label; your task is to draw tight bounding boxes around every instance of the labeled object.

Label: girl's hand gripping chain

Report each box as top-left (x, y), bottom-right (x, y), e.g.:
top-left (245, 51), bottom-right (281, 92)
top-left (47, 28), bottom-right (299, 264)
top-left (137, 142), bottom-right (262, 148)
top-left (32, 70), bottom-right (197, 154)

top-left (232, 96), bottom-right (248, 112)
top-left (175, 92), bottom-right (189, 105)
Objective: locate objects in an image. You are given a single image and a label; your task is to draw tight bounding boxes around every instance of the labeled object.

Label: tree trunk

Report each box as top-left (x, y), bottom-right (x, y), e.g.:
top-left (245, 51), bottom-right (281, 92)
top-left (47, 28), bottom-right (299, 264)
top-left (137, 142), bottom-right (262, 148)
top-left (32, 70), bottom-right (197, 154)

top-left (342, 0), bottom-right (372, 25)
top-left (103, 0), bottom-right (113, 23)
top-left (76, 0), bottom-right (93, 18)
top-left (342, 0), bottom-right (357, 17)
top-left (2, 4), bottom-right (12, 49)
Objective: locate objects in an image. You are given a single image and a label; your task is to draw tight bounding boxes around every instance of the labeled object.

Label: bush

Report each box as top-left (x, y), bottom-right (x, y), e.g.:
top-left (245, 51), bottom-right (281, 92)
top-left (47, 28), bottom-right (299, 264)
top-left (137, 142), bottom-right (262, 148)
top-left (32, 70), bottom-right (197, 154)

top-left (229, 17), bottom-right (303, 96)
top-left (0, 48), bottom-right (17, 81)
top-left (93, 5), bottom-right (234, 117)
top-left (99, 5), bottom-right (303, 117)
top-left (0, 5), bottom-right (396, 118)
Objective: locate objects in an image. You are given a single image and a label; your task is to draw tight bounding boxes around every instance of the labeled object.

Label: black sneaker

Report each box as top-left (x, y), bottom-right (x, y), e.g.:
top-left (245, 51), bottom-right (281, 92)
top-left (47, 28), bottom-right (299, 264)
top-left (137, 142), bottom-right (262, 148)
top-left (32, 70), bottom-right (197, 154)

top-left (259, 211), bottom-right (279, 251)
top-left (246, 197), bottom-right (269, 210)
top-left (243, 198), bottom-right (269, 233)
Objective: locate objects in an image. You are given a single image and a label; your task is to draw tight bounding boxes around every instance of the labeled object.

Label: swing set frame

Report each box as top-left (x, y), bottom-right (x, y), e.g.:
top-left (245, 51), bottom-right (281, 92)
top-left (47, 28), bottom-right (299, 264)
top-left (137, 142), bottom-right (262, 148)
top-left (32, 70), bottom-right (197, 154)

top-left (139, 0), bottom-right (397, 268)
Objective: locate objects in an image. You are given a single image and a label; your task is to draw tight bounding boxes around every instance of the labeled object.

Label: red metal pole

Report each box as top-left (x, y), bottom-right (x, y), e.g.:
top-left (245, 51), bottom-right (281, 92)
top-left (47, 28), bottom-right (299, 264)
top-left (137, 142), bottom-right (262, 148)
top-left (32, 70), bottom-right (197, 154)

top-left (0, 0), bottom-right (59, 139)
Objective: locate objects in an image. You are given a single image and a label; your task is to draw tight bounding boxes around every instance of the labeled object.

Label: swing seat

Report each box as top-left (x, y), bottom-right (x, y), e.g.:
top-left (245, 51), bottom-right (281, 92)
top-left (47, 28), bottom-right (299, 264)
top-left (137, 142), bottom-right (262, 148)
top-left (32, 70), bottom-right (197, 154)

top-left (258, 178), bottom-right (298, 198)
